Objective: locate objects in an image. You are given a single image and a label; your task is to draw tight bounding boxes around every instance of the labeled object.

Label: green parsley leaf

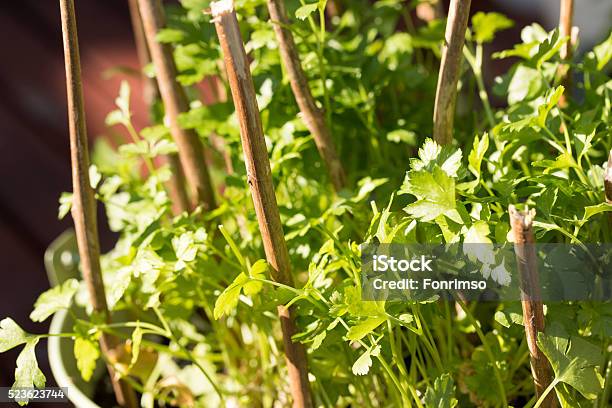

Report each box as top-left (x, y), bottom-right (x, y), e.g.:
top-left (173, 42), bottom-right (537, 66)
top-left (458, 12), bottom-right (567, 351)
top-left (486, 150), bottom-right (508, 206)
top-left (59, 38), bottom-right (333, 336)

top-left (0, 318), bottom-right (30, 353)
top-left (471, 12), bottom-right (513, 44)
top-left (537, 324), bottom-right (604, 399)
top-left (74, 337), bottom-right (100, 381)
top-left (346, 316), bottom-right (386, 341)
top-left (424, 373), bottom-right (458, 407)
top-left (13, 339), bottom-right (46, 405)
top-left (30, 279), bottom-right (80, 322)
top-left (295, 3), bottom-right (318, 20)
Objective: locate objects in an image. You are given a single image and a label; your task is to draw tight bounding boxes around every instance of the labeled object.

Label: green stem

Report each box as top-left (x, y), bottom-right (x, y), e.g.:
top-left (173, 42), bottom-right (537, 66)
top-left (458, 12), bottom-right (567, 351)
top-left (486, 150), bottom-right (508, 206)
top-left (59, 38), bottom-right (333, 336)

top-left (251, 277), bottom-right (303, 296)
top-left (94, 321), bottom-right (167, 336)
top-left (39, 332), bottom-right (78, 338)
top-left (317, 8), bottom-right (331, 127)
top-left (387, 320), bottom-right (410, 382)
top-left (218, 224), bottom-right (247, 271)
top-left (532, 379), bottom-right (559, 408)
top-left (411, 305), bottom-right (443, 371)
top-left (458, 300), bottom-right (508, 406)
top-left (95, 325), bottom-right (192, 363)
top-left (508, 337), bottom-right (529, 380)
top-left (153, 307), bottom-right (225, 403)
top-left (463, 44), bottom-right (495, 129)
top-left (125, 122), bottom-right (156, 175)
top-left (337, 318), bottom-right (406, 404)
top-left (375, 352), bottom-right (416, 407)
top-left (401, 333), bottom-right (430, 385)
top-left (113, 369), bottom-right (177, 406)
top-left (600, 350), bottom-right (612, 408)
top-left (444, 301), bottom-right (453, 363)
top-left (541, 126), bottom-right (567, 154)
top-left (386, 313), bottom-right (421, 335)
top-left (301, 1), bottom-right (331, 127)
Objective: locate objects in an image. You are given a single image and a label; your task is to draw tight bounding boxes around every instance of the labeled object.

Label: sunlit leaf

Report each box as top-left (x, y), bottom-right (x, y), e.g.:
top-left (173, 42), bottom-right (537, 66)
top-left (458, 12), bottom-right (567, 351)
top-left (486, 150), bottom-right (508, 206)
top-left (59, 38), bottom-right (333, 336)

top-left (0, 319), bottom-right (30, 353)
top-left (424, 373), bottom-right (458, 407)
top-left (74, 337), bottom-right (100, 381)
top-left (352, 344), bottom-right (380, 376)
top-left (346, 316), bottom-right (386, 341)
top-left (13, 339), bottom-right (46, 405)
top-left (471, 12), bottom-right (513, 44)
top-left (295, 3), bottom-right (318, 20)
top-left (538, 324), bottom-right (604, 399)
top-left (30, 279), bottom-right (79, 322)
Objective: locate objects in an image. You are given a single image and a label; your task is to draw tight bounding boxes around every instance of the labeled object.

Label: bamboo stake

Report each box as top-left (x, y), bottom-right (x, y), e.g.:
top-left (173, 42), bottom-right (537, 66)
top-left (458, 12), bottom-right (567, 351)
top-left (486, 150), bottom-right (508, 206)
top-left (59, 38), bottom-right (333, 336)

top-left (208, 85), bottom-right (253, 239)
top-left (416, 0), bottom-right (443, 22)
top-left (605, 151), bottom-right (612, 204)
top-left (137, 0), bottom-right (217, 211)
top-left (165, 152), bottom-right (191, 213)
top-left (266, 0), bottom-right (346, 191)
top-left (127, 0), bottom-right (190, 213)
top-left (59, 1), bottom-right (137, 406)
top-left (603, 150), bottom-right (612, 231)
top-left (211, 2), bottom-right (313, 406)
top-left (127, 0), bottom-right (158, 106)
top-left (509, 206), bottom-right (557, 408)
top-left (206, 75), bottom-right (252, 239)
top-left (326, 1), bottom-right (340, 18)
top-left (558, 0), bottom-right (575, 106)
top-left (433, 0), bottom-right (471, 145)
top-left (559, 0), bottom-right (574, 61)
top-left (210, 133), bottom-right (234, 174)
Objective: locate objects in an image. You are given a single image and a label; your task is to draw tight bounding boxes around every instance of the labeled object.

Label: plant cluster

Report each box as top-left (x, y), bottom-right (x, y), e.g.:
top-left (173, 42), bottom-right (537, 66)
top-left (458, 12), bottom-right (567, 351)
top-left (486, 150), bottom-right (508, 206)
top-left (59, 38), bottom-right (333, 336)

top-left (1, 0), bottom-right (611, 407)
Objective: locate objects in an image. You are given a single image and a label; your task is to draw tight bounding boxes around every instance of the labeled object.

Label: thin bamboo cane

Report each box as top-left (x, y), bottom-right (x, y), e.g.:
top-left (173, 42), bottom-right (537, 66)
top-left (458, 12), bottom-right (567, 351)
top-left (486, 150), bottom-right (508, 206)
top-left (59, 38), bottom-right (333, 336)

top-left (211, 2), bottom-right (313, 406)
top-left (127, 0), bottom-right (190, 213)
top-left (207, 81), bottom-right (252, 239)
top-left (58, 1), bottom-right (137, 406)
top-left (558, 0), bottom-right (575, 106)
top-left (559, 0), bottom-right (574, 61)
top-left (165, 153), bottom-right (191, 213)
top-left (416, 0), bottom-right (443, 22)
top-left (326, 0), bottom-right (340, 18)
top-left (605, 151), bottom-right (612, 204)
top-left (210, 133), bottom-right (234, 174)
top-left (137, 0), bottom-right (217, 211)
top-left (266, 0), bottom-right (346, 191)
top-left (433, 0), bottom-right (471, 145)
top-left (604, 151), bottom-right (612, 231)
top-left (509, 206), bottom-right (557, 408)
top-left (127, 0), bottom-right (158, 106)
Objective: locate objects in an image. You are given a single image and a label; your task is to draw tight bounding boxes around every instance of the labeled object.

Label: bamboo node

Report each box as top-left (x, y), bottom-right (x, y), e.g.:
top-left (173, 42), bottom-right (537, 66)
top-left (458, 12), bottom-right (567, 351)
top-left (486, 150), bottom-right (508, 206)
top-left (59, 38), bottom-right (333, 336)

top-left (211, 0), bottom-right (234, 17)
top-left (509, 204), bottom-right (535, 230)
